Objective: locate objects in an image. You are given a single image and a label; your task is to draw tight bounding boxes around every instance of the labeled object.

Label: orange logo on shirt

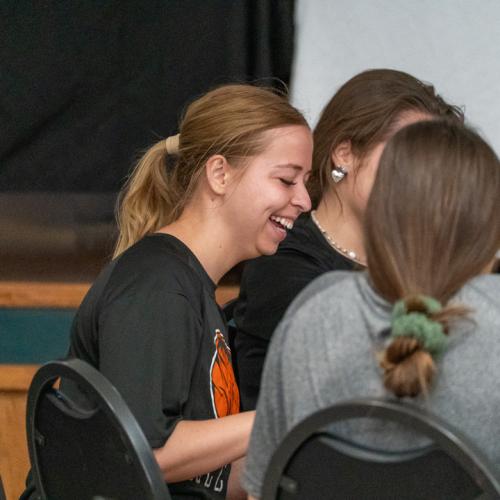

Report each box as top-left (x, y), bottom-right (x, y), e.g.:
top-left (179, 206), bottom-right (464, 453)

top-left (210, 329), bottom-right (240, 417)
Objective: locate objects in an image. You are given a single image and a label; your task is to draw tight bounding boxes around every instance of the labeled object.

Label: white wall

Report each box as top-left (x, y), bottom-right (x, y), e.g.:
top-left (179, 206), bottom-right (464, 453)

top-left (291, 0), bottom-right (500, 153)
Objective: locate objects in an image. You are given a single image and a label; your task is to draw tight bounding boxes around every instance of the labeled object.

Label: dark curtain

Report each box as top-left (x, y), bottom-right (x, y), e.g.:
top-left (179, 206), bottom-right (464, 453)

top-left (0, 0), bottom-right (295, 192)
top-left (0, 0), bottom-right (295, 281)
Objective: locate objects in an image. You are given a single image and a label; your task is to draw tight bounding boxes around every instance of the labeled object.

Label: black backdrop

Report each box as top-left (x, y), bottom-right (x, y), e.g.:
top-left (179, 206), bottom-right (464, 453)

top-left (0, 1), bottom-right (294, 281)
top-left (0, 0), bottom-right (295, 192)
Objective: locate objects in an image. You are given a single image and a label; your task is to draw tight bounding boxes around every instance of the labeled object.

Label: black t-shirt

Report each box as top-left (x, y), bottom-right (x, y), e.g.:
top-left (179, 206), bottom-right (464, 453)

top-left (69, 234), bottom-right (240, 499)
top-left (233, 213), bottom-right (357, 410)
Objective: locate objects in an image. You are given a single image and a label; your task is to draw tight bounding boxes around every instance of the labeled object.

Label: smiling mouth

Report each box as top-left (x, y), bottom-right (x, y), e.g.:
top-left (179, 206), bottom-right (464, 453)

top-left (270, 215), bottom-right (294, 231)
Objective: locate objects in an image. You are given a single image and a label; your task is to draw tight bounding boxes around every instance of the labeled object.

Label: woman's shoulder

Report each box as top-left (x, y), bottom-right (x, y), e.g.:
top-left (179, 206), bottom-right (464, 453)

top-left (98, 234), bottom-right (206, 301)
top-left (74, 235), bottom-right (210, 334)
top-left (269, 272), bottom-right (378, 381)
top-left (456, 274), bottom-right (500, 320)
top-left (283, 270), bottom-right (366, 326)
top-left (459, 273), bottom-right (500, 297)
top-left (117, 233), bottom-right (192, 269)
top-left (277, 271), bottom-right (391, 356)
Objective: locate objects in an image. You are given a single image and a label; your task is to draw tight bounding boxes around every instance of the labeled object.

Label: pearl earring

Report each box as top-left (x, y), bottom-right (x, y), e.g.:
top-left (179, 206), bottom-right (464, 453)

top-left (331, 165), bottom-right (347, 183)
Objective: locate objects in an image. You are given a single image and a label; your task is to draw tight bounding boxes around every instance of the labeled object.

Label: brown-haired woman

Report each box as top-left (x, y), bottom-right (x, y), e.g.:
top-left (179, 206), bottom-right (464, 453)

top-left (22, 84), bottom-right (313, 500)
top-left (242, 119), bottom-right (500, 499)
top-left (233, 68), bottom-right (464, 411)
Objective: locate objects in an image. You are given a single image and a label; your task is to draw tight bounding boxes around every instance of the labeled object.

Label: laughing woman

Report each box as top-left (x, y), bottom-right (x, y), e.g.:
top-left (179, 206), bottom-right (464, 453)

top-left (22, 84), bottom-right (313, 500)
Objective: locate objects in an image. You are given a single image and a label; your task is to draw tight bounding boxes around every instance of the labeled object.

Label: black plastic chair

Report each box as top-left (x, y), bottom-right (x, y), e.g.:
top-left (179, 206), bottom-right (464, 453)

top-left (26, 358), bottom-right (171, 500)
top-left (261, 398), bottom-right (500, 500)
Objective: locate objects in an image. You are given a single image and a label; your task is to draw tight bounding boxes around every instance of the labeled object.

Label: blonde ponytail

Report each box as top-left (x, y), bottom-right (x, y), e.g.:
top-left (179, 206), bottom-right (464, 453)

top-left (114, 140), bottom-right (180, 257)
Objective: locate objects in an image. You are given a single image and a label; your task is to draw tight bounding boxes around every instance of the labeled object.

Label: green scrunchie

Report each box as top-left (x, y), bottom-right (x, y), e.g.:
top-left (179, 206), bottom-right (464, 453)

top-left (391, 295), bottom-right (448, 356)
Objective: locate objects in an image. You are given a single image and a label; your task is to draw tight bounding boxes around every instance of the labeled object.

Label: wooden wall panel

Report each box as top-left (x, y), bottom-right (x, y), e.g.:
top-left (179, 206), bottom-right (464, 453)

top-left (0, 282), bottom-right (90, 309)
top-left (0, 365), bottom-right (38, 500)
top-left (0, 281), bottom-right (239, 308)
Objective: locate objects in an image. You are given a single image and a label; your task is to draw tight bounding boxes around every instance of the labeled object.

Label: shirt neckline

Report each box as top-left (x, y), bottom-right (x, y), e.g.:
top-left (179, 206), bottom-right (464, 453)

top-left (148, 233), bottom-right (217, 296)
top-left (304, 213), bottom-right (360, 268)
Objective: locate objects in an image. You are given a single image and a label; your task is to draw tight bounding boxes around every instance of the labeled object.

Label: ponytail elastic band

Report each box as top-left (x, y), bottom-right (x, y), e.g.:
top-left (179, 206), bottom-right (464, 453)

top-left (391, 295), bottom-right (448, 356)
top-left (165, 134), bottom-right (180, 155)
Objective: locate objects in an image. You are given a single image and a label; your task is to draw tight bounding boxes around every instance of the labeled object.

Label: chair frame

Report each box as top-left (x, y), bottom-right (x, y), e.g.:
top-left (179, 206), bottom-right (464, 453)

top-left (261, 398), bottom-right (500, 499)
top-left (26, 358), bottom-right (170, 500)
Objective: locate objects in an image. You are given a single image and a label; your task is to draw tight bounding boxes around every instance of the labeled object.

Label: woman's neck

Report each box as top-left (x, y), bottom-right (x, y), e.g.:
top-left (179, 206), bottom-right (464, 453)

top-left (314, 193), bottom-right (366, 265)
top-left (158, 211), bottom-right (239, 285)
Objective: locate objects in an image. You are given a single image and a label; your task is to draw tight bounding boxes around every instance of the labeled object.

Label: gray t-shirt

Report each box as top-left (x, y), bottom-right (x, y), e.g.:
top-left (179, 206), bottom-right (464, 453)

top-left (242, 271), bottom-right (500, 498)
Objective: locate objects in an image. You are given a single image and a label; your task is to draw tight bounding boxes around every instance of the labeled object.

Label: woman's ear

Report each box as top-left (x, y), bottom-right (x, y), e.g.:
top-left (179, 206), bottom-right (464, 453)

top-left (331, 140), bottom-right (354, 170)
top-left (205, 154), bottom-right (231, 195)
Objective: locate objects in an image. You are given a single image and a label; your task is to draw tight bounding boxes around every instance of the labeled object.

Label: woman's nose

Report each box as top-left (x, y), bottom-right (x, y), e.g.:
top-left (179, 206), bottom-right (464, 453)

top-left (292, 182), bottom-right (312, 212)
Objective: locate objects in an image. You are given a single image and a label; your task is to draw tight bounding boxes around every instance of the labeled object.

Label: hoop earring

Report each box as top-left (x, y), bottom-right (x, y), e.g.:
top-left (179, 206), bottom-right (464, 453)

top-left (331, 165), bottom-right (347, 183)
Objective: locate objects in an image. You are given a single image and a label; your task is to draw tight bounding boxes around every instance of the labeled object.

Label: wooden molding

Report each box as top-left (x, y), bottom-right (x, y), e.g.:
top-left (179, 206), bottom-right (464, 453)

top-left (0, 364), bottom-right (38, 391)
top-left (0, 281), bottom-right (239, 308)
top-left (0, 281), bottom-right (90, 308)
top-left (0, 366), bottom-right (37, 499)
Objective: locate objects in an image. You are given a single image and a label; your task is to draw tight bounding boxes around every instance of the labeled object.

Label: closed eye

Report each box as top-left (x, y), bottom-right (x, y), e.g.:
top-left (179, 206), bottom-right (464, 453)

top-left (279, 178), bottom-right (297, 186)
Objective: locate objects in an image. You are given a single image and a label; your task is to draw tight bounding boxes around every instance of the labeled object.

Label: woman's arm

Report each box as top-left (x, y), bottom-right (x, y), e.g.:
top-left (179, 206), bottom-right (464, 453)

top-left (227, 456), bottom-right (247, 500)
top-left (154, 410), bottom-right (255, 483)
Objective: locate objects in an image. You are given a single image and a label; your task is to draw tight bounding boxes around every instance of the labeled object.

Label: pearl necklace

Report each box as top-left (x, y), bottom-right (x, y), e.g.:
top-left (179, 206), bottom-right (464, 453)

top-left (310, 210), bottom-right (367, 267)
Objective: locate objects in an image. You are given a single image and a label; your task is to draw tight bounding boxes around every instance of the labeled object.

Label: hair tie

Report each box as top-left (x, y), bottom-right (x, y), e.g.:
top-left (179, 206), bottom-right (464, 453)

top-left (391, 295), bottom-right (448, 356)
top-left (165, 134), bottom-right (180, 155)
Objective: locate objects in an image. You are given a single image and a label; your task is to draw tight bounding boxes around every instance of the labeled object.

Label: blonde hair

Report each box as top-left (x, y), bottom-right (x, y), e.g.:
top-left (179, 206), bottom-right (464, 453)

top-left (114, 84), bottom-right (308, 257)
top-left (365, 120), bottom-right (500, 397)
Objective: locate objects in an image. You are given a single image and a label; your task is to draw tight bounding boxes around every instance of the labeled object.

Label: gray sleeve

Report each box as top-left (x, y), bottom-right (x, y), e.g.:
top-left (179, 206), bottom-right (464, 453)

top-left (240, 317), bottom-right (291, 497)
top-left (241, 302), bottom-right (329, 497)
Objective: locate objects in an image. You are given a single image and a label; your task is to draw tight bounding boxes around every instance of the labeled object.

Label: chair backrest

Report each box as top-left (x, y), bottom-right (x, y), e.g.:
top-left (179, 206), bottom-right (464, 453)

top-left (26, 358), bottom-right (171, 500)
top-left (261, 398), bottom-right (500, 500)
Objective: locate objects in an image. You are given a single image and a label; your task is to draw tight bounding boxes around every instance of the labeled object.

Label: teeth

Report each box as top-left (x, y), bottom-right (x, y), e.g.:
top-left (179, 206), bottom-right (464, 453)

top-left (270, 215), bottom-right (294, 230)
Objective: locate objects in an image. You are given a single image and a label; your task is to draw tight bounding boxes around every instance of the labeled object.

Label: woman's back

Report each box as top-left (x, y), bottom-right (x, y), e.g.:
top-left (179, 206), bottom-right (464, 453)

top-left (242, 271), bottom-right (500, 496)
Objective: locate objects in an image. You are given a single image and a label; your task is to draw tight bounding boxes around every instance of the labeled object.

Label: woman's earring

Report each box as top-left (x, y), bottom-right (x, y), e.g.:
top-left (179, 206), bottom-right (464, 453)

top-left (331, 165), bottom-right (347, 183)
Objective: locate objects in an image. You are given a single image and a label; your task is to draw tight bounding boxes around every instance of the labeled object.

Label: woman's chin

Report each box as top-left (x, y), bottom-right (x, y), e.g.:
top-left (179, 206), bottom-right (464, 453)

top-left (255, 240), bottom-right (281, 257)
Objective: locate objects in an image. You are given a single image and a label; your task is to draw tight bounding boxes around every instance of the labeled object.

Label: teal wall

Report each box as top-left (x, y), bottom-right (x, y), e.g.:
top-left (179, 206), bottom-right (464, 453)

top-left (0, 308), bottom-right (75, 363)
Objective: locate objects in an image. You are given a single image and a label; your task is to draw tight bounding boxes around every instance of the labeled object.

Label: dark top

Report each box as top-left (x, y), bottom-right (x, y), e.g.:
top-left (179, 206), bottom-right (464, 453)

top-left (233, 213), bottom-right (357, 410)
top-left (63, 235), bottom-right (239, 499)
